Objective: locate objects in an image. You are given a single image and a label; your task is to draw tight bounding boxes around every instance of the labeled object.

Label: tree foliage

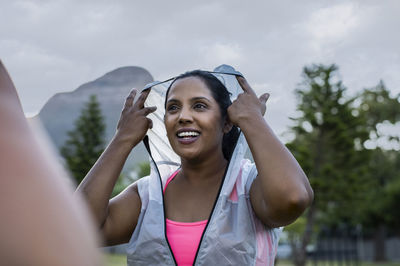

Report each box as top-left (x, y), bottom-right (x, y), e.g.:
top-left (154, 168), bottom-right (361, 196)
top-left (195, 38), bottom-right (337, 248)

top-left (288, 64), bottom-right (370, 224)
top-left (287, 64), bottom-right (400, 264)
top-left (61, 95), bottom-right (106, 185)
top-left (356, 82), bottom-right (400, 236)
top-left (358, 80), bottom-right (400, 133)
top-left (111, 174), bottom-right (128, 198)
top-left (136, 161), bottom-right (150, 178)
top-left (286, 64), bottom-right (372, 265)
top-left (111, 162), bottom-right (150, 198)
top-left (360, 149), bottom-right (400, 229)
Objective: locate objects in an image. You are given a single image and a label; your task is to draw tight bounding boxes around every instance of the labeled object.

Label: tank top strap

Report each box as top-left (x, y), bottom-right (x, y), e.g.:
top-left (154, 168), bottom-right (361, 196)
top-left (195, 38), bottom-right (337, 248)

top-left (163, 169), bottom-right (180, 194)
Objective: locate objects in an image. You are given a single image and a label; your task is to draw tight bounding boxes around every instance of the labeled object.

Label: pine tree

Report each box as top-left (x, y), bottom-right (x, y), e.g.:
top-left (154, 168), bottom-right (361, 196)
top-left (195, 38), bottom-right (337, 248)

top-left (286, 64), bottom-right (370, 266)
top-left (61, 95), bottom-right (106, 185)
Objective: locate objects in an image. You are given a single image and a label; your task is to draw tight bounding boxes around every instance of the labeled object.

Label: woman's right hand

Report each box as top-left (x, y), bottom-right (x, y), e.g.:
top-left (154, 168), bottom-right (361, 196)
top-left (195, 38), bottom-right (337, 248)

top-left (115, 88), bottom-right (156, 147)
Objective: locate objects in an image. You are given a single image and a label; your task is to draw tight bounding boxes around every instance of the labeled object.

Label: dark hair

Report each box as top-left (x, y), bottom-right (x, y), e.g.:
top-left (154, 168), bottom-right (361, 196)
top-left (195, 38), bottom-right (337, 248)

top-left (164, 70), bottom-right (240, 160)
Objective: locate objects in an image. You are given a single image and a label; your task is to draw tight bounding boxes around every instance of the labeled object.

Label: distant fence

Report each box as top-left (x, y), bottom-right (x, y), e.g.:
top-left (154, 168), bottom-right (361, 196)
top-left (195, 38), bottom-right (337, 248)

top-left (308, 225), bottom-right (361, 266)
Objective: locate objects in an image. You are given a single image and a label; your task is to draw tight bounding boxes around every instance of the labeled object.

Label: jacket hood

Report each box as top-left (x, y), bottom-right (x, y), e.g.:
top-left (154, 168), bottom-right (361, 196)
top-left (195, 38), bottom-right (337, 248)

top-left (142, 64), bottom-right (248, 187)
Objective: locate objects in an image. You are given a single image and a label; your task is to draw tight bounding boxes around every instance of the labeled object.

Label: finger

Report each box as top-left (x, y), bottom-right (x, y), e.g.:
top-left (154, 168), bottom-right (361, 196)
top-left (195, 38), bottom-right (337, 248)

top-left (147, 118), bottom-right (153, 129)
top-left (135, 88), bottom-right (151, 109)
top-left (259, 93), bottom-right (270, 104)
top-left (236, 76), bottom-right (256, 96)
top-left (124, 89), bottom-right (137, 109)
top-left (139, 106), bottom-right (157, 116)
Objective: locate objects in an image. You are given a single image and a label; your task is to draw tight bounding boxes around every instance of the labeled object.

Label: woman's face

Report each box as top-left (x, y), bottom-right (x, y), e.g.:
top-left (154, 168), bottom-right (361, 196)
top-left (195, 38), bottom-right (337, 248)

top-left (164, 76), bottom-right (228, 161)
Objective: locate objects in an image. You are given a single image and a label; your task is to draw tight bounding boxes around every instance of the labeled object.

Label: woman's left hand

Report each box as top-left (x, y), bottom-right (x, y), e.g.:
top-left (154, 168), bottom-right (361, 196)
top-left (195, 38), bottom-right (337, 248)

top-left (227, 76), bottom-right (269, 126)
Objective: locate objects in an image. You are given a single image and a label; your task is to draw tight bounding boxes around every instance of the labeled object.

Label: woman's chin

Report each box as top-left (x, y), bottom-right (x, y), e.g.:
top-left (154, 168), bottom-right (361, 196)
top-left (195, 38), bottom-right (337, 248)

top-left (171, 142), bottom-right (200, 158)
top-left (176, 150), bottom-right (201, 161)
top-left (175, 147), bottom-right (209, 163)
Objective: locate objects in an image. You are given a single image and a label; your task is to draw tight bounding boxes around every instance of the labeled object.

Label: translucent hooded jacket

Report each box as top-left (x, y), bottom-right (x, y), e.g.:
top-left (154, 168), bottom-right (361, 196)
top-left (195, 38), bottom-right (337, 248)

top-left (126, 65), bottom-right (281, 265)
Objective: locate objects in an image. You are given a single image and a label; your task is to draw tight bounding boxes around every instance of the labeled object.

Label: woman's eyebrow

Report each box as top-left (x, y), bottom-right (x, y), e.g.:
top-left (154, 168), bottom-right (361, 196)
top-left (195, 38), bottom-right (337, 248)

top-left (166, 96), bottom-right (212, 104)
top-left (166, 98), bottom-right (180, 104)
top-left (191, 96), bottom-right (211, 103)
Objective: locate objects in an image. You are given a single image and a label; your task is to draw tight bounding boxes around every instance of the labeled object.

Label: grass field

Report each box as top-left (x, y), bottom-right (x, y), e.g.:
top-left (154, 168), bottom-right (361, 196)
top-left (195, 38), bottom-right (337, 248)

top-left (104, 253), bottom-right (400, 266)
top-left (104, 253), bottom-right (126, 266)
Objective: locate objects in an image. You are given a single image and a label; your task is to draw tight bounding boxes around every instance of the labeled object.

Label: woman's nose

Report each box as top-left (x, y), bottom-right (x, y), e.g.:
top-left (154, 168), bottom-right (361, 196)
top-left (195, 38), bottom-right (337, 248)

top-left (178, 107), bottom-right (193, 124)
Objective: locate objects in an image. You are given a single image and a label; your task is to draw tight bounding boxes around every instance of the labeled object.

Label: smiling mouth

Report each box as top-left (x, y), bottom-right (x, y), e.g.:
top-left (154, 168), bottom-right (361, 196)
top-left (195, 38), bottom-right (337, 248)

top-left (176, 130), bottom-right (201, 144)
top-left (177, 131), bottom-right (200, 138)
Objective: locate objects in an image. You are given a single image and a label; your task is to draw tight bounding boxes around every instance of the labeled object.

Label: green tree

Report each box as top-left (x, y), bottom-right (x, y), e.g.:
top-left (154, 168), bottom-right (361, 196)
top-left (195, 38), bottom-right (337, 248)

top-left (111, 174), bottom-right (128, 198)
top-left (61, 95), bottom-right (106, 185)
top-left (287, 64), bottom-right (370, 266)
top-left (136, 161), bottom-right (150, 178)
top-left (355, 82), bottom-right (400, 261)
top-left (359, 148), bottom-right (400, 261)
top-left (358, 81), bottom-right (400, 133)
top-left (111, 162), bottom-right (150, 198)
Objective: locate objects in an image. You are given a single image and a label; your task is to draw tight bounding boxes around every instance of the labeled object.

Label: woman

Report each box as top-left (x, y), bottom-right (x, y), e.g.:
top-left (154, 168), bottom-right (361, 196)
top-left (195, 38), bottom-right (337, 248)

top-left (78, 65), bottom-right (313, 265)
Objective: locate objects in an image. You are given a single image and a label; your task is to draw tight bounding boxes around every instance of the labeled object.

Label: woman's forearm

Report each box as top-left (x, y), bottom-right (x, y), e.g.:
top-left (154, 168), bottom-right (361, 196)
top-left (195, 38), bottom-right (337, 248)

top-left (76, 135), bottom-right (135, 227)
top-left (241, 116), bottom-right (313, 220)
top-left (77, 88), bottom-right (155, 228)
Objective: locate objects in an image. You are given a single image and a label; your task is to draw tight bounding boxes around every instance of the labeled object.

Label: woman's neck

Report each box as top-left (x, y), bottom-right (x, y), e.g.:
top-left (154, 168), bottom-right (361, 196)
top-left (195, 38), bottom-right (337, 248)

top-left (179, 153), bottom-right (228, 185)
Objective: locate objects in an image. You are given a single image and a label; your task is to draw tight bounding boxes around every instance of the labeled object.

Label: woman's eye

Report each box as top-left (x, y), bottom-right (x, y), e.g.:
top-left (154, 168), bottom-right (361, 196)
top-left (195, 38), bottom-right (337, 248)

top-left (167, 105), bottom-right (179, 111)
top-left (194, 103), bottom-right (207, 109)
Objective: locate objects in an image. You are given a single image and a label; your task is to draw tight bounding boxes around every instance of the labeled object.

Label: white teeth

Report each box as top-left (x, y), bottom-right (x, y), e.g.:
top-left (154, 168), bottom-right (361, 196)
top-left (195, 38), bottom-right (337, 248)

top-left (177, 131), bottom-right (200, 137)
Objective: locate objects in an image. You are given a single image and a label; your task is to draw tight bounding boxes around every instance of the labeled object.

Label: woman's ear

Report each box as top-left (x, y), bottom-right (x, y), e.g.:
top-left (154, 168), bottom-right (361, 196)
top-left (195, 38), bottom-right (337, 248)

top-left (223, 117), bottom-right (233, 134)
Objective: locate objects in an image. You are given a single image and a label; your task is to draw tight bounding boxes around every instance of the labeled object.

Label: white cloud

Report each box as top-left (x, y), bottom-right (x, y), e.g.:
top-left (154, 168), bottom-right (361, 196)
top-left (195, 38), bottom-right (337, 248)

top-left (306, 3), bottom-right (360, 42)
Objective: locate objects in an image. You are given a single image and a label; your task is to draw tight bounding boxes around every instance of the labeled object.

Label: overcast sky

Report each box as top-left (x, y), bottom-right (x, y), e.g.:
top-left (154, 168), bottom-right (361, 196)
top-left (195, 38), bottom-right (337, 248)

top-left (1, 0), bottom-right (399, 141)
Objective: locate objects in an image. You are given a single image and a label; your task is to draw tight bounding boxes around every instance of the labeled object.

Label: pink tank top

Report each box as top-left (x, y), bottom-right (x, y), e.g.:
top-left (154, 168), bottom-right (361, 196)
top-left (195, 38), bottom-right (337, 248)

top-left (164, 171), bottom-right (208, 266)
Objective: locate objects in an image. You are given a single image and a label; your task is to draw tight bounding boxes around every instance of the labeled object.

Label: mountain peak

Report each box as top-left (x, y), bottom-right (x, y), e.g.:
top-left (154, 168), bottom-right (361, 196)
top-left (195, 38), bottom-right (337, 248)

top-left (76, 66), bottom-right (154, 91)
